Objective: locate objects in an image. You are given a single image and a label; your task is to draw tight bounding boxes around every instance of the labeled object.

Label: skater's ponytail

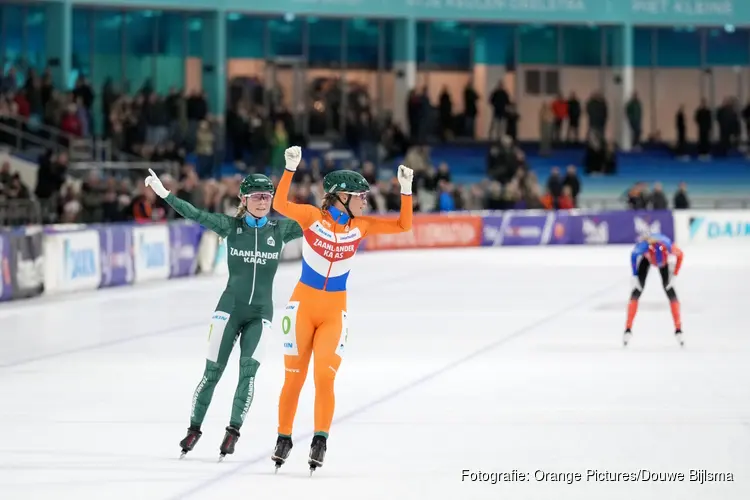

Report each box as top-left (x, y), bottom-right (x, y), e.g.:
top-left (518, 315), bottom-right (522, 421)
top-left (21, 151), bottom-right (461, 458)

top-left (235, 201), bottom-right (247, 218)
top-left (321, 193), bottom-right (336, 212)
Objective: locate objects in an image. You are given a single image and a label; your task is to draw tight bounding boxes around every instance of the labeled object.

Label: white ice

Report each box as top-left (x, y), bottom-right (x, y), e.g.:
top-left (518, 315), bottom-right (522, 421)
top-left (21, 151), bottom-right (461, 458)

top-left (0, 245), bottom-right (748, 500)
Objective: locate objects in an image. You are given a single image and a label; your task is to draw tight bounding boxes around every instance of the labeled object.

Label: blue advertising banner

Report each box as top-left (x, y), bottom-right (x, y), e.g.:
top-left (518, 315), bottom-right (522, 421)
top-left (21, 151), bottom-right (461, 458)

top-left (169, 222), bottom-right (203, 278)
top-left (99, 225), bottom-right (134, 288)
top-left (0, 233), bottom-right (13, 301)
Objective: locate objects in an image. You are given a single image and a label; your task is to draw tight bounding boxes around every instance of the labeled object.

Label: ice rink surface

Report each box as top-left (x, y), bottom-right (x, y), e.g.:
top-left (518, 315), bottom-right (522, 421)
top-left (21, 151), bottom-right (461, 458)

top-left (0, 245), bottom-right (748, 500)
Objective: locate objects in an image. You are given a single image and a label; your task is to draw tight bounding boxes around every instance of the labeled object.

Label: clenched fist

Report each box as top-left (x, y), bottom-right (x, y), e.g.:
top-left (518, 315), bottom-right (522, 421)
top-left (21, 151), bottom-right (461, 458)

top-left (397, 165), bottom-right (414, 195)
top-left (284, 146), bottom-right (302, 172)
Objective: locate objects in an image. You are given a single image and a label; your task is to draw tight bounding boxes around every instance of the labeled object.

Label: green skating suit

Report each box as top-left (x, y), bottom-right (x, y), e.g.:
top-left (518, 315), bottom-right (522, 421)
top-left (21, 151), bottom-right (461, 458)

top-left (165, 193), bottom-right (302, 430)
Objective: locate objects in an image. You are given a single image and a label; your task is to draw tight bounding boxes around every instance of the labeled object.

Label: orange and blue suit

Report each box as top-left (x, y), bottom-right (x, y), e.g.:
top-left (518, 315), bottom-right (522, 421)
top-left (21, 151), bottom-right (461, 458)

top-left (626, 234), bottom-right (684, 331)
top-left (272, 168), bottom-right (413, 439)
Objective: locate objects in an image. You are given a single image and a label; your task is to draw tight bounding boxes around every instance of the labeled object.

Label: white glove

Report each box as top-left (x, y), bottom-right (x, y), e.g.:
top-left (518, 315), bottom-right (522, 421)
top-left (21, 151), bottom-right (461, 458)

top-left (284, 146), bottom-right (302, 172)
top-left (397, 165), bottom-right (414, 195)
top-left (630, 276), bottom-right (642, 291)
top-left (144, 168), bottom-right (170, 198)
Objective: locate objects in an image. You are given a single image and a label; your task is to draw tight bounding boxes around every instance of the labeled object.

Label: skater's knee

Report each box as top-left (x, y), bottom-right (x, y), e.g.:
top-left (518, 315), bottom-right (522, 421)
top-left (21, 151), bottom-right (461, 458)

top-left (630, 289), bottom-right (642, 300)
top-left (204, 361), bottom-right (226, 383)
top-left (666, 288), bottom-right (677, 301)
top-left (239, 357), bottom-right (260, 378)
top-left (313, 360), bottom-right (338, 388)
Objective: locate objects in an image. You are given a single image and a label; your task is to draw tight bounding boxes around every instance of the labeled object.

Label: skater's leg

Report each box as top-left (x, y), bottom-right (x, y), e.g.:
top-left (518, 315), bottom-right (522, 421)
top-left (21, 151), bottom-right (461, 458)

top-left (660, 266), bottom-right (682, 330)
top-left (229, 318), bottom-right (271, 429)
top-left (190, 310), bottom-right (241, 428)
top-left (626, 258), bottom-right (650, 330)
top-left (277, 301), bottom-right (315, 437)
top-left (311, 310), bottom-right (348, 437)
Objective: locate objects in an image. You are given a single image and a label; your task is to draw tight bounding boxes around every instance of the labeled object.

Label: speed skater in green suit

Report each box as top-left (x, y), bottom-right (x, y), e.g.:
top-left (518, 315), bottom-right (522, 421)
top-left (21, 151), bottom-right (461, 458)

top-left (144, 169), bottom-right (303, 461)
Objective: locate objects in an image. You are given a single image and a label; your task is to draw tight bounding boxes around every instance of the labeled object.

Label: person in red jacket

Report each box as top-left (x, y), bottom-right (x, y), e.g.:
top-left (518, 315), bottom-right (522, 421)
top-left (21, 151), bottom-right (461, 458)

top-left (60, 103), bottom-right (82, 136)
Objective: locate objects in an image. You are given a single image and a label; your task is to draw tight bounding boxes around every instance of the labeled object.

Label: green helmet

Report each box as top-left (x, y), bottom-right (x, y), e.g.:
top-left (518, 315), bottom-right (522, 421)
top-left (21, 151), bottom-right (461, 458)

top-left (239, 174), bottom-right (274, 196)
top-left (323, 170), bottom-right (370, 194)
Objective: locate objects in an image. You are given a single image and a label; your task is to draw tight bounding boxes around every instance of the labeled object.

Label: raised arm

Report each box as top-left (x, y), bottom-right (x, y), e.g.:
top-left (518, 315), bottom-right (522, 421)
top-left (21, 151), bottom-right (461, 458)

top-left (360, 195), bottom-right (413, 235)
top-left (165, 193), bottom-right (234, 238)
top-left (144, 168), bottom-right (233, 238)
top-left (360, 165), bottom-right (414, 236)
top-left (272, 146), bottom-right (318, 229)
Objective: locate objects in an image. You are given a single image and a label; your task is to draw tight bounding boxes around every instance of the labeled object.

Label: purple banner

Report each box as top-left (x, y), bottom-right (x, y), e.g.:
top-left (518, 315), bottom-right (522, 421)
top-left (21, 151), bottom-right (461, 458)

top-left (99, 225), bottom-right (134, 288)
top-left (482, 212), bottom-right (570, 246)
top-left (481, 210), bottom-right (674, 246)
top-left (0, 233), bottom-right (12, 301)
top-left (569, 210), bottom-right (675, 245)
top-left (169, 222), bottom-right (203, 278)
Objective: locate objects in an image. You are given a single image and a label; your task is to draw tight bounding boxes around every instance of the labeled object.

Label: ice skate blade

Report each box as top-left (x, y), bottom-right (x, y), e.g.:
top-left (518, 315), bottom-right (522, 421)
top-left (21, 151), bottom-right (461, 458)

top-left (179, 452), bottom-right (187, 460)
top-left (218, 454), bottom-right (226, 463)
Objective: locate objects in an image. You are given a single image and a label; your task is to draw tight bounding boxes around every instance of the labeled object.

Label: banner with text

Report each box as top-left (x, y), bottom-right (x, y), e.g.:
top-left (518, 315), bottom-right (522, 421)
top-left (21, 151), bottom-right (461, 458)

top-left (99, 225), bottom-right (134, 288)
top-left (362, 214), bottom-right (483, 251)
top-left (133, 225), bottom-right (170, 283)
top-left (169, 222), bottom-right (203, 278)
top-left (673, 210), bottom-right (750, 245)
top-left (0, 232), bottom-right (13, 302)
top-left (481, 210), bottom-right (674, 247)
top-left (43, 230), bottom-right (101, 294)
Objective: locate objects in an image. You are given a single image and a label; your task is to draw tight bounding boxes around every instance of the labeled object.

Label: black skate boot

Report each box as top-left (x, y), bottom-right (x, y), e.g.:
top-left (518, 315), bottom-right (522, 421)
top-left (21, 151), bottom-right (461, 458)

top-left (308, 435), bottom-right (327, 475)
top-left (675, 328), bottom-right (684, 347)
top-left (179, 426), bottom-right (202, 459)
top-left (271, 435), bottom-right (293, 473)
top-left (218, 426), bottom-right (240, 462)
top-left (623, 328), bottom-right (632, 347)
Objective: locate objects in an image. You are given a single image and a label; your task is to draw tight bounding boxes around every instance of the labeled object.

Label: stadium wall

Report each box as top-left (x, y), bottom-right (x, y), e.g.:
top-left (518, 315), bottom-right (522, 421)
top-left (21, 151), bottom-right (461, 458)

top-left (0, 209), bottom-right (746, 303)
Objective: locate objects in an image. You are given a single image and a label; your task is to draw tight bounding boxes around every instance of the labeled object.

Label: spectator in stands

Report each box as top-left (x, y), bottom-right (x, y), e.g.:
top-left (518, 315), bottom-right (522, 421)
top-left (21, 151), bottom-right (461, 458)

top-left (0, 161), bottom-right (10, 186)
top-left (101, 178), bottom-right (125, 223)
top-left (626, 92), bottom-right (642, 150)
top-left (673, 182), bottom-right (690, 209)
top-left (675, 105), bottom-right (688, 159)
top-left (145, 92), bottom-right (170, 146)
top-left (195, 120), bottom-right (216, 179)
top-left (586, 91), bottom-right (607, 140)
top-left (539, 102), bottom-right (554, 155)
top-left (59, 183), bottom-right (82, 223)
top-left (489, 81), bottom-right (510, 140)
top-left (546, 166), bottom-right (563, 201)
top-left (551, 94), bottom-right (567, 144)
top-left (80, 171), bottom-right (105, 223)
top-left (584, 131), bottom-right (606, 174)
top-left (566, 92), bottom-right (581, 142)
top-left (130, 183), bottom-right (162, 223)
top-left (695, 98), bottom-right (712, 158)
top-left (463, 79), bottom-right (479, 138)
top-left (716, 97), bottom-right (740, 157)
top-left (4, 173), bottom-right (29, 200)
top-left (270, 120), bottom-right (289, 176)
top-left (438, 86), bottom-right (452, 142)
top-left (563, 165), bottom-right (581, 206)
top-left (649, 182), bottom-right (668, 210)
top-left (627, 182), bottom-right (649, 209)
top-left (60, 102), bottom-right (82, 138)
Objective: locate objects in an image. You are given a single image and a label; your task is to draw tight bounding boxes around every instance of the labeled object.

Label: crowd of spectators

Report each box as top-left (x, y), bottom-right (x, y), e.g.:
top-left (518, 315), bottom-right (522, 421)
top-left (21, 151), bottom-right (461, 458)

top-left (0, 66), bottom-right (706, 226)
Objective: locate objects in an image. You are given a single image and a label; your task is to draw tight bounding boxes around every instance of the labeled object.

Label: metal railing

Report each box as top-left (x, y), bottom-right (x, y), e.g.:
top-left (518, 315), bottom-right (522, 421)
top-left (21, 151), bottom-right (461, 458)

top-left (0, 115), bottom-right (95, 161)
top-left (0, 198), bottom-right (43, 227)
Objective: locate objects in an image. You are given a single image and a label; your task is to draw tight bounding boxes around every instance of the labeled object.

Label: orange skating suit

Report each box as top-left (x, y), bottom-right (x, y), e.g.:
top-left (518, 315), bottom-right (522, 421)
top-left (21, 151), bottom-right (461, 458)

top-left (273, 169), bottom-right (413, 438)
